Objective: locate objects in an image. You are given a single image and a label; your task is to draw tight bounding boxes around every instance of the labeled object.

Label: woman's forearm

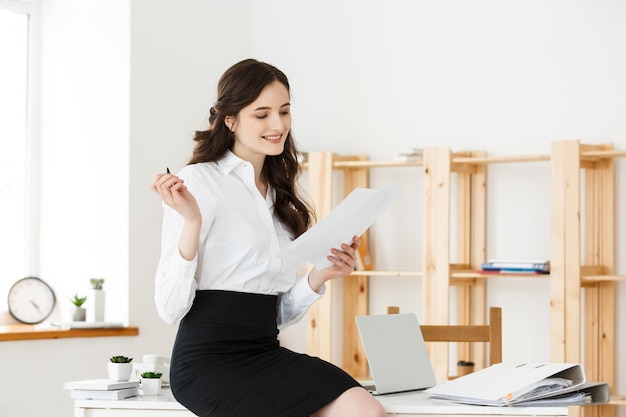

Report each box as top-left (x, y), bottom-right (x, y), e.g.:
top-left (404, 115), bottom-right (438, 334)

top-left (178, 217), bottom-right (202, 261)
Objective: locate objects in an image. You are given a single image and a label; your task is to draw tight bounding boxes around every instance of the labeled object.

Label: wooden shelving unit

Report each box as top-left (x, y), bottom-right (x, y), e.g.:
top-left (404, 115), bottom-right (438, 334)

top-left (303, 141), bottom-right (625, 415)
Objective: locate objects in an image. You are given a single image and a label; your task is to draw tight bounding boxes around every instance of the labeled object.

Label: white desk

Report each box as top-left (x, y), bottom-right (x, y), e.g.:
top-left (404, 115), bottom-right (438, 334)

top-left (377, 391), bottom-right (569, 416)
top-left (73, 388), bottom-right (570, 417)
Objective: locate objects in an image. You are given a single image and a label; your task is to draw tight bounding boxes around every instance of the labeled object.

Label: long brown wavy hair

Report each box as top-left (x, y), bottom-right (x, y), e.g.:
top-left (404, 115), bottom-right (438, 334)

top-left (188, 59), bottom-right (313, 238)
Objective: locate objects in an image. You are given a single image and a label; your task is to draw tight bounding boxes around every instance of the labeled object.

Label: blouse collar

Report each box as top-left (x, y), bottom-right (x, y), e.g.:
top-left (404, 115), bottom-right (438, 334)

top-left (216, 151), bottom-right (275, 206)
top-left (215, 150), bottom-right (245, 176)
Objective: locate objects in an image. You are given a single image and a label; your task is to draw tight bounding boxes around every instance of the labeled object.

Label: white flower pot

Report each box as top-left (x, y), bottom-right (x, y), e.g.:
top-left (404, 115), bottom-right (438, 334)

top-left (87, 289), bottom-right (105, 321)
top-left (72, 307), bottom-right (86, 321)
top-left (107, 362), bottom-right (133, 382)
top-left (141, 378), bottom-right (162, 396)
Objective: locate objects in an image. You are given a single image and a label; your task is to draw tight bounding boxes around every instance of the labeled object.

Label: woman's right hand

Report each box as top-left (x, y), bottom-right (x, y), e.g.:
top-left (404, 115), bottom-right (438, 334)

top-left (150, 172), bottom-right (201, 222)
top-left (307, 236), bottom-right (360, 293)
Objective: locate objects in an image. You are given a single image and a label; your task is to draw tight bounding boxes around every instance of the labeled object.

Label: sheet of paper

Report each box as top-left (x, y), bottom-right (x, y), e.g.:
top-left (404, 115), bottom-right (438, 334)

top-left (281, 185), bottom-right (398, 269)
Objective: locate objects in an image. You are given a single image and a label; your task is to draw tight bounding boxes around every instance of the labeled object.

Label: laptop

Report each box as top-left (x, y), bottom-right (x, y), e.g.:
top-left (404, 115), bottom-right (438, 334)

top-left (355, 313), bottom-right (437, 395)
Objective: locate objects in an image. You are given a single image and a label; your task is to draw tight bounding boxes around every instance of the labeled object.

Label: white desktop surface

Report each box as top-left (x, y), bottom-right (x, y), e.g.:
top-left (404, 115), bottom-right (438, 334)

top-left (376, 390), bottom-right (568, 416)
top-left (73, 388), bottom-right (570, 417)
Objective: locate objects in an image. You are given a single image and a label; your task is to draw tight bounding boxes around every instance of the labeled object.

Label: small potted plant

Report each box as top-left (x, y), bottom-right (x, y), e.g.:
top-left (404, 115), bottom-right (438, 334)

top-left (87, 277), bottom-right (105, 322)
top-left (108, 355), bottom-right (133, 382)
top-left (71, 294), bottom-right (87, 321)
top-left (140, 371), bottom-right (163, 396)
top-left (90, 278), bottom-right (105, 290)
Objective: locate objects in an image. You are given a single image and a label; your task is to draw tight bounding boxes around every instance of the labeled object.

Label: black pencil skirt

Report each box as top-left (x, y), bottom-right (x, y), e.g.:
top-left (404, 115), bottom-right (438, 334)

top-left (169, 290), bottom-right (362, 417)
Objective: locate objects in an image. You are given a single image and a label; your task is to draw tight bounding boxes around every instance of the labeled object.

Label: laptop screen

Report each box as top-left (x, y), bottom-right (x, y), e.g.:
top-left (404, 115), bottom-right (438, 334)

top-left (356, 313), bottom-right (437, 395)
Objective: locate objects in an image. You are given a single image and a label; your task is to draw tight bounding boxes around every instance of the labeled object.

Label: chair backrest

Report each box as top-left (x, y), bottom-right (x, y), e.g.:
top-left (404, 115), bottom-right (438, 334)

top-left (386, 306), bottom-right (503, 369)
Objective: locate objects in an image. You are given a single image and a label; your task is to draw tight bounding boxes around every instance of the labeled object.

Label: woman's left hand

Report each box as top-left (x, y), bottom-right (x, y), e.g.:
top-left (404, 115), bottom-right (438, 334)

top-left (307, 236), bottom-right (360, 293)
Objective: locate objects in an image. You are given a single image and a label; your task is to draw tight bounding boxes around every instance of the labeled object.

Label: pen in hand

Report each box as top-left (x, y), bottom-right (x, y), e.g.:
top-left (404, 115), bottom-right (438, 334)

top-left (166, 167), bottom-right (170, 174)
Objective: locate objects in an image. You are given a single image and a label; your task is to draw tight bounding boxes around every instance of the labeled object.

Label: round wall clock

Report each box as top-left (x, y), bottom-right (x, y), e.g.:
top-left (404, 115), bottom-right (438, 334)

top-left (7, 276), bottom-right (57, 324)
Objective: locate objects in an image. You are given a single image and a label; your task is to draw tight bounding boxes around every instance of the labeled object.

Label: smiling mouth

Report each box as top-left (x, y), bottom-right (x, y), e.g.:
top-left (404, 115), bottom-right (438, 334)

top-left (262, 134), bottom-right (282, 141)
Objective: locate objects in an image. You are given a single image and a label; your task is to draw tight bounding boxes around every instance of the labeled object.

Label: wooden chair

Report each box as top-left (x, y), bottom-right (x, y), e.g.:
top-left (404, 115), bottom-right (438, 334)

top-left (387, 306), bottom-right (503, 376)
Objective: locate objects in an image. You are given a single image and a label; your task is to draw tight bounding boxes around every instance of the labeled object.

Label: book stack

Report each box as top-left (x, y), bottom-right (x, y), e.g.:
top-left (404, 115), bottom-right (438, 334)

top-left (480, 259), bottom-right (550, 274)
top-left (395, 148), bottom-right (423, 162)
top-left (63, 379), bottom-right (140, 400)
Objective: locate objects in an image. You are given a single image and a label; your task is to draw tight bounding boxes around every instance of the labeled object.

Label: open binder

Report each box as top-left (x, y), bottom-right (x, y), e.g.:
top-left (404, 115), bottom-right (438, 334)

top-left (425, 363), bottom-right (609, 406)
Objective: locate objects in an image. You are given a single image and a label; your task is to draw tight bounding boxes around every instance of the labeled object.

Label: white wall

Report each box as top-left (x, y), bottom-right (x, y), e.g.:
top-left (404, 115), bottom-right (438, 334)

top-left (1, 1), bottom-right (624, 416)
top-left (250, 0), bottom-right (626, 411)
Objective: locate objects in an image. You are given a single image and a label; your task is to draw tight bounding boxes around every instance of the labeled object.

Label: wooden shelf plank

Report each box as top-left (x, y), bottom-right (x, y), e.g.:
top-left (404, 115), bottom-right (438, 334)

top-left (453, 154), bottom-right (550, 164)
top-left (610, 395), bottom-right (626, 405)
top-left (452, 271), bottom-right (550, 279)
top-left (581, 149), bottom-right (626, 159)
top-left (453, 148), bottom-right (626, 165)
top-left (350, 270), bottom-right (422, 277)
top-left (334, 160), bottom-right (422, 168)
top-left (0, 324), bottom-right (139, 341)
top-left (350, 269), bottom-right (624, 282)
top-left (582, 275), bottom-right (626, 282)
top-left (302, 160), bottom-right (422, 169)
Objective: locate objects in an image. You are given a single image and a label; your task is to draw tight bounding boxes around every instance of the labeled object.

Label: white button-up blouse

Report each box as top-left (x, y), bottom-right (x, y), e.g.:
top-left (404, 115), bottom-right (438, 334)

top-left (154, 151), bottom-right (323, 328)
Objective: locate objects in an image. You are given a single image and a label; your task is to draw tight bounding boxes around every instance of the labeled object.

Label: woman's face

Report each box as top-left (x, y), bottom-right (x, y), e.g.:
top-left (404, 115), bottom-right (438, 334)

top-left (228, 81), bottom-right (291, 163)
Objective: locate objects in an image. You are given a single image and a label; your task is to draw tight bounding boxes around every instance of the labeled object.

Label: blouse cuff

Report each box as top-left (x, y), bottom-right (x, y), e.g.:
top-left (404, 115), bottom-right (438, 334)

top-left (167, 250), bottom-right (198, 278)
top-left (293, 273), bottom-right (325, 303)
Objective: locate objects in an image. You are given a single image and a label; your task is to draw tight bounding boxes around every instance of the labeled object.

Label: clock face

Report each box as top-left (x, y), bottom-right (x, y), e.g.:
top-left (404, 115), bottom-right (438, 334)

top-left (7, 277), bottom-right (56, 324)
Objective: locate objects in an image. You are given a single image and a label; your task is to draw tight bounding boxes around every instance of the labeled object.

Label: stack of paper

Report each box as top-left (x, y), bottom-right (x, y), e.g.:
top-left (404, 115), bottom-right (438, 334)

top-left (425, 363), bottom-right (609, 406)
top-left (280, 186), bottom-right (398, 270)
top-left (395, 148), bottom-right (423, 162)
top-left (63, 379), bottom-right (140, 400)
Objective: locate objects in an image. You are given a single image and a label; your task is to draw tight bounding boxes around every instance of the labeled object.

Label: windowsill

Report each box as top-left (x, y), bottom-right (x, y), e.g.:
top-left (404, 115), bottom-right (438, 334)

top-left (0, 324), bottom-right (139, 341)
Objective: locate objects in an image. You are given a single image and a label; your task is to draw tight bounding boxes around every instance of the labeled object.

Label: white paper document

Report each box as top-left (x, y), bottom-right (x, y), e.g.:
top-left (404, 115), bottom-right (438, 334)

top-left (281, 185), bottom-right (398, 269)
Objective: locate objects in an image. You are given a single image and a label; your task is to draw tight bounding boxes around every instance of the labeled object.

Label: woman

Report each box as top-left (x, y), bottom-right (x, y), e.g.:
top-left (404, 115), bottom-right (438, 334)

top-left (150, 59), bottom-right (385, 417)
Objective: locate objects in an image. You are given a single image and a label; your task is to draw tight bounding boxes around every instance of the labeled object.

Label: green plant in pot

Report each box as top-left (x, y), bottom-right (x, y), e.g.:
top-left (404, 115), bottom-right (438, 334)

top-left (110, 355), bottom-right (133, 363)
top-left (108, 355), bottom-right (133, 382)
top-left (140, 371), bottom-right (163, 396)
top-left (70, 294), bottom-right (87, 321)
top-left (90, 278), bottom-right (105, 290)
top-left (140, 371), bottom-right (162, 378)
